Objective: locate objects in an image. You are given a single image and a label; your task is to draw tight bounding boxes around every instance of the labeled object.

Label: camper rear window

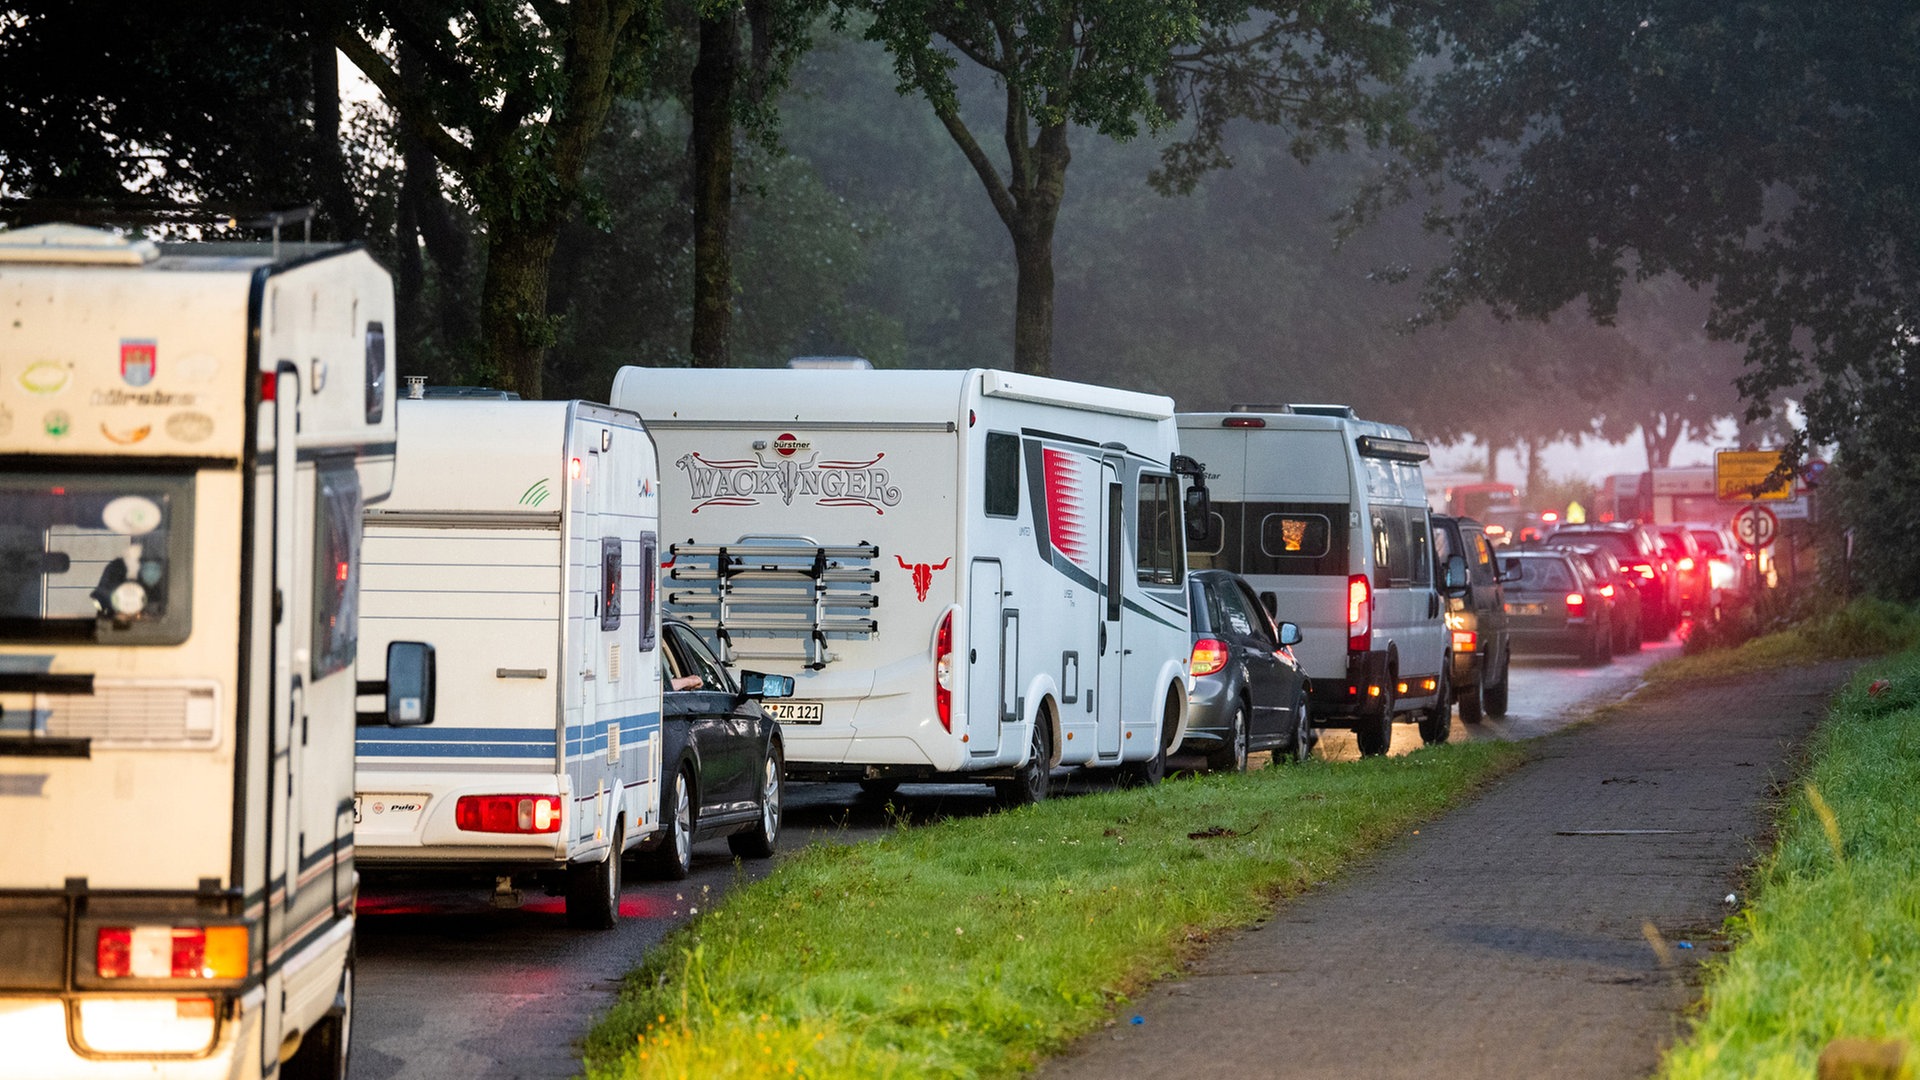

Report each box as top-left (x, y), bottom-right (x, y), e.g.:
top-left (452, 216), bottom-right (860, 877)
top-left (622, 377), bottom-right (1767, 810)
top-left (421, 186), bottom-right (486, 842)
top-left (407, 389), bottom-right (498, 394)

top-left (0, 472), bottom-right (194, 645)
top-left (984, 432), bottom-right (1020, 517)
top-left (312, 462), bottom-right (362, 678)
top-left (1198, 501), bottom-right (1350, 577)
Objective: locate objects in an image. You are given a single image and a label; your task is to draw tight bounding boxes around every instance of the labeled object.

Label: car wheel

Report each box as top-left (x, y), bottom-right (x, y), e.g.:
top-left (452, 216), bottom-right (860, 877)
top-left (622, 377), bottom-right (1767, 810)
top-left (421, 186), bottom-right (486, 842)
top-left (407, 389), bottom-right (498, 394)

top-left (1484, 653), bottom-right (1510, 718)
top-left (1206, 702), bottom-right (1250, 773)
top-left (1456, 660), bottom-right (1485, 725)
top-left (644, 768), bottom-right (695, 880)
top-left (995, 720), bottom-right (1051, 807)
top-left (1585, 627), bottom-right (1612, 666)
top-left (282, 955), bottom-right (351, 1080)
top-left (1640, 601), bottom-right (1666, 642)
top-left (729, 745), bottom-right (784, 859)
top-left (1417, 661), bottom-right (1452, 746)
top-left (566, 816), bottom-right (622, 930)
top-left (1275, 688), bottom-right (1313, 764)
top-left (1355, 676), bottom-right (1395, 757)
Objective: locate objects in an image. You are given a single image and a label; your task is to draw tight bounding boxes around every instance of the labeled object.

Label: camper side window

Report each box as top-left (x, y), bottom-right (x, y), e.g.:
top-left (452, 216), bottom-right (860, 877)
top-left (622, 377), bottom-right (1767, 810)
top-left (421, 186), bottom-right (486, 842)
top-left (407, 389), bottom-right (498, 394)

top-left (1135, 474), bottom-right (1184, 586)
top-left (984, 432), bottom-right (1020, 517)
top-left (312, 462), bottom-right (362, 678)
top-left (600, 537), bottom-right (622, 631)
top-left (636, 532), bottom-right (657, 652)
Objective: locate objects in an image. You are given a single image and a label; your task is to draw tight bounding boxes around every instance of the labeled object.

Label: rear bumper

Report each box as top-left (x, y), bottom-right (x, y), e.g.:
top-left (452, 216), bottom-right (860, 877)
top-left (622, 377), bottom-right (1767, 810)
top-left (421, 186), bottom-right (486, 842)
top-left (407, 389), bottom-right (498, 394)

top-left (1307, 650), bottom-right (1389, 725)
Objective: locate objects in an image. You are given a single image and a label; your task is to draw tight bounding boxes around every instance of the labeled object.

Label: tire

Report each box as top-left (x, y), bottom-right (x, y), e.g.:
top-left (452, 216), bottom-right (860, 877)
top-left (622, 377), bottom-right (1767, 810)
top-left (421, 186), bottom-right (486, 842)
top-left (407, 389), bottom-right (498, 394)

top-left (1206, 702), bottom-right (1250, 773)
top-left (1417, 662), bottom-right (1452, 746)
top-left (1120, 742), bottom-right (1166, 787)
top-left (1484, 653), bottom-right (1510, 718)
top-left (995, 720), bottom-right (1051, 807)
top-left (1355, 677), bottom-right (1395, 757)
top-left (729, 745), bottom-right (783, 859)
top-left (857, 778), bottom-right (900, 799)
top-left (1585, 627), bottom-right (1611, 666)
top-left (282, 957), bottom-right (351, 1080)
top-left (566, 816), bottom-right (622, 930)
top-left (1456, 659), bottom-right (1485, 726)
top-left (644, 768), bottom-right (695, 880)
top-left (1275, 688), bottom-right (1313, 764)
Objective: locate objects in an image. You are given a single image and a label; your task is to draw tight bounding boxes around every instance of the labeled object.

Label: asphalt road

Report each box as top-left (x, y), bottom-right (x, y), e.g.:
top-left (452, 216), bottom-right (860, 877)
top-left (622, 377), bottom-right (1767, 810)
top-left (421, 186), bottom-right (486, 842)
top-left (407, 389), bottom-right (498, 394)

top-left (349, 631), bottom-right (1682, 1079)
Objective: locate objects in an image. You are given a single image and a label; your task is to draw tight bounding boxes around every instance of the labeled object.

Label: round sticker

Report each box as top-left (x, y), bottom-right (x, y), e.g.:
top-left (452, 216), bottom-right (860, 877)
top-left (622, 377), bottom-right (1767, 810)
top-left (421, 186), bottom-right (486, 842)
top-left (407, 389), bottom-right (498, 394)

top-left (101, 496), bottom-right (163, 536)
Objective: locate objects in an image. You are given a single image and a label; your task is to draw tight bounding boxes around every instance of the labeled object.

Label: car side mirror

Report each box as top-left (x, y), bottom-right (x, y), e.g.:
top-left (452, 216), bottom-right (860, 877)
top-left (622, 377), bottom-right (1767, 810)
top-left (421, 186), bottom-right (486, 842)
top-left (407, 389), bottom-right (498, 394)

top-left (358, 641), bottom-right (435, 727)
top-left (1278, 621), bottom-right (1302, 647)
top-left (1498, 560), bottom-right (1524, 584)
top-left (740, 670), bottom-right (794, 699)
top-left (1442, 554), bottom-right (1470, 596)
top-left (1183, 486), bottom-right (1211, 543)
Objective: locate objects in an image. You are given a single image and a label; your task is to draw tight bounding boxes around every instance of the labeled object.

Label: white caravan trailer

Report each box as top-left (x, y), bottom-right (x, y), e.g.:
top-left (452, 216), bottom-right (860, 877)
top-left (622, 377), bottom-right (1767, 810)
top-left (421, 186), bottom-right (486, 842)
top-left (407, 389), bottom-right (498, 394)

top-left (610, 366), bottom-right (1204, 804)
top-left (0, 225), bottom-right (433, 1079)
top-left (1179, 406), bottom-right (1451, 756)
top-left (353, 395), bottom-right (663, 927)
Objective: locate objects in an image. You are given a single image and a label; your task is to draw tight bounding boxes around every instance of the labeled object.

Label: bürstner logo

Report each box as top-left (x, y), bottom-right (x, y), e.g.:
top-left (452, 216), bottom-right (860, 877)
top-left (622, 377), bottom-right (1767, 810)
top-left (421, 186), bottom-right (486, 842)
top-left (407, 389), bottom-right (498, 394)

top-left (772, 432), bottom-right (810, 456)
top-left (676, 448), bottom-right (901, 514)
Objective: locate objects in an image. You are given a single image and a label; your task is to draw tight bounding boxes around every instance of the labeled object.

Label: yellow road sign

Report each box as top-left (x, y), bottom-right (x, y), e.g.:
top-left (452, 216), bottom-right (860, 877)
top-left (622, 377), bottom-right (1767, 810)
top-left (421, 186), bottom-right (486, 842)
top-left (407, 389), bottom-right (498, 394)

top-left (1715, 450), bottom-right (1793, 501)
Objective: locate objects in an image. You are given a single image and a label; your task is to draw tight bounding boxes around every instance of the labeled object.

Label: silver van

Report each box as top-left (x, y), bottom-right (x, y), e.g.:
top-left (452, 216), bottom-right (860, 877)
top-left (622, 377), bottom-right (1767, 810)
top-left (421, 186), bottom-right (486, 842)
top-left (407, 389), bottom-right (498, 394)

top-left (1178, 406), bottom-right (1453, 755)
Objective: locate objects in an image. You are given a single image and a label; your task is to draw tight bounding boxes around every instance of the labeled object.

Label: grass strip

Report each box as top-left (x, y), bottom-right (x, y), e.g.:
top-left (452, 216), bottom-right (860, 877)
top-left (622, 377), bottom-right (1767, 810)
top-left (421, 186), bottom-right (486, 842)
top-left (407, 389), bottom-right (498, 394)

top-left (585, 741), bottom-right (1525, 1079)
top-left (1643, 596), bottom-right (1920, 692)
top-left (1659, 629), bottom-right (1920, 1078)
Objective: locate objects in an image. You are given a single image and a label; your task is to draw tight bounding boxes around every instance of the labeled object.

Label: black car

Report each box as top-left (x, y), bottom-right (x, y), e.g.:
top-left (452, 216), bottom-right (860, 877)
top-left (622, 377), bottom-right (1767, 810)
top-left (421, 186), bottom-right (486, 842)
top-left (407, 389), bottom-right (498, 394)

top-left (1500, 550), bottom-right (1613, 665)
top-left (1431, 515), bottom-right (1514, 725)
top-left (636, 618), bottom-right (790, 879)
top-left (1177, 570), bottom-right (1312, 771)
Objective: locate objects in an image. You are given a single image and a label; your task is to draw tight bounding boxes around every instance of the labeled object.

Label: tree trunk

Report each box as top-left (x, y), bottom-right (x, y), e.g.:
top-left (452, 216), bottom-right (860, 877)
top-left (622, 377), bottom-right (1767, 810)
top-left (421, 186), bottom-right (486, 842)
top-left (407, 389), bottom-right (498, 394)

top-left (1009, 125), bottom-right (1069, 376)
top-left (688, 9), bottom-right (739, 368)
top-left (1642, 412), bottom-right (1684, 469)
top-left (306, 9), bottom-right (356, 241)
top-left (480, 223), bottom-right (559, 399)
top-left (1524, 435), bottom-right (1546, 501)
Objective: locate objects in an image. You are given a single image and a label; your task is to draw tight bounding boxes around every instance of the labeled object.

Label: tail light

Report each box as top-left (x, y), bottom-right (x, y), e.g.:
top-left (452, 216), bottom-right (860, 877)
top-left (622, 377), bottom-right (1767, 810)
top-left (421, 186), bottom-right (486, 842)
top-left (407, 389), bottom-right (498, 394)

top-left (1565, 592), bottom-right (1586, 609)
top-left (1452, 629), bottom-right (1477, 652)
top-left (1190, 637), bottom-right (1230, 676)
top-left (1347, 574), bottom-right (1372, 651)
top-left (455, 795), bottom-right (561, 833)
top-left (1631, 562), bottom-right (1656, 580)
top-left (1677, 556), bottom-right (1696, 571)
top-left (934, 609), bottom-right (954, 732)
top-left (97, 926), bottom-right (248, 980)
top-left (1599, 584), bottom-right (1615, 598)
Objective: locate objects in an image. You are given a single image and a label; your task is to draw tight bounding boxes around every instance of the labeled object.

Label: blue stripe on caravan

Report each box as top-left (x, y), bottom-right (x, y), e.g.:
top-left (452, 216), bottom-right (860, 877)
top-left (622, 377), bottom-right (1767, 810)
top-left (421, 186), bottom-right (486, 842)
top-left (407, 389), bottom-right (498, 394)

top-left (565, 711), bottom-right (662, 760)
top-left (357, 726), bottom-right (558, 759)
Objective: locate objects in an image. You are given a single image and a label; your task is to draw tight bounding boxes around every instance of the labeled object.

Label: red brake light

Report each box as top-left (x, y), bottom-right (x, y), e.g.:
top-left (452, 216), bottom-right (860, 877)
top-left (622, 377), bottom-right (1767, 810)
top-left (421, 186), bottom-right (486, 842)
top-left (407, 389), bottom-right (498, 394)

top-left (455, 795), bottom-right (561, 833)
top-left (1600, 584), bottom-right (1615, 598)
top-left (97, 926), bottom-right (247, 979)
top-left (1190, 638), bottom-right (1230, 677)
top-left (1347, 574), bottom-right (1372, 651)
top-left (1565, 592), bottom-right (1585, 608)
top-left (260, 371), bottom-right (276, 402)
top-left (1451, 629), bottom-right (1477, 652)
top-left (934, 610), bottom-right (954, 732)
top-left (1677, 556), bottom-right (1695, 571)
top-left (1223, 417), bottom-right (1266, 428)
top-left (1632, 562), bottom-right (1656, 580)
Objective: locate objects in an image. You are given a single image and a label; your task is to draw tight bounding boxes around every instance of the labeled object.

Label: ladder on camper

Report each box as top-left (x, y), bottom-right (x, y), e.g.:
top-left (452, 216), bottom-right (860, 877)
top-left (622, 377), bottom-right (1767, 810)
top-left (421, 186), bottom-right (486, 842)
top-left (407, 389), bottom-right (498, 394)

top-left (665, 542), bottom-right (879, 670)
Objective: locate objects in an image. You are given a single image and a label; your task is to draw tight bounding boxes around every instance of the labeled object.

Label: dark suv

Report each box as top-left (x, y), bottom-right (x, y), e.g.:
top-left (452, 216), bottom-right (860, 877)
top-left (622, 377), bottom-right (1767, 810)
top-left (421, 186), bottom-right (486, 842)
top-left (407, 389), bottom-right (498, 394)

top-left (1431, 515), bottom-right (1513, 724)
top-left (1541, 523), bottom-right (1678, 640)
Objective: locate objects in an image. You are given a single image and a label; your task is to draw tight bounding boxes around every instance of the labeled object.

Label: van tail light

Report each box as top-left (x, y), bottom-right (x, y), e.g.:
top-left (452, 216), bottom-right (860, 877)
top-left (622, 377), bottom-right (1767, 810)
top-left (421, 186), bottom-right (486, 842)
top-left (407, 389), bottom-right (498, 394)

top-left (1565, 592), bottom-right (1586, 609)
top-left (455, 795), bottom-right (561, 833)
top-left (1631, 562), bottom-right (1656, 580)
top-left (97, 926), bottom-right (248, 980)
top-left (934, 609), bottom-right (954, 732)
top-left (1190, 638), bottom-right (1230, 677)
top-left (1599, 584), bottom-right (1615, 599)
top-left (1452, 629), bottom-right (1477, 652)
top-left (1347, 574), bottom-right (1372, 652)
top-left (1677, 556), bottom-right (1696, 571)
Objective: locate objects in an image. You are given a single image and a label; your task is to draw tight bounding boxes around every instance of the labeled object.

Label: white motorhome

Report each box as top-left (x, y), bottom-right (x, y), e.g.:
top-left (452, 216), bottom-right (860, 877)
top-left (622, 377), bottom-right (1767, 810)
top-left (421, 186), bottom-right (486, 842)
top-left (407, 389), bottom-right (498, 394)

top-left (353, 394), bottom-right (663, 928)
top-left (0, 225), bottom-right (433, 1078)
top-left (1179, 406), bottom-right (1451, 755)
top-left (609, 367), bottom-right (1203, 804)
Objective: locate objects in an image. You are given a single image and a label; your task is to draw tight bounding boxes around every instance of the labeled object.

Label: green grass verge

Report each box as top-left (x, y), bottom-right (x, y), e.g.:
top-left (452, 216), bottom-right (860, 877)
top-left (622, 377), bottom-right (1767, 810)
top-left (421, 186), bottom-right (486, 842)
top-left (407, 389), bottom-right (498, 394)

top-left (1659, 638), bottom-right (1920, 1078)
top-left (1643, 597), bottom-right (1920, 691)
top-left (584, 742), bottom-right (1525, 1079)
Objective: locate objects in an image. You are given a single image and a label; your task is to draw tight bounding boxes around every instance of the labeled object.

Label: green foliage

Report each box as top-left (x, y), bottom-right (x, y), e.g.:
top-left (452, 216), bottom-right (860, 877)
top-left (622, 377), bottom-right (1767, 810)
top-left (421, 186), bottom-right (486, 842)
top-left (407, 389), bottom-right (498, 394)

top-left (1645, 598), bottom-right (1920, 689)
top-left (583, 742), bottom-right (1523, 1078)
top-left (1659, 649), bottom-right (1920, 1078)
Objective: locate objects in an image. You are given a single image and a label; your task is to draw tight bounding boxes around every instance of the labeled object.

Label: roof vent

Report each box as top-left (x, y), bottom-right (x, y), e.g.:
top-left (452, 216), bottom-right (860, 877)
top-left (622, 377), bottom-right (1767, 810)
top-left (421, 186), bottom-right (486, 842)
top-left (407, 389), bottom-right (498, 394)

top-left (787, 356), bottom-right (872, 370)
top-left (1228, 403), bottom-right (1292, 414)
top-left (1287, 403), bottom-right (1357, 419)
top-left (0, 223), bottom-right (160, 266)
top-left (420, 385), bottom-right (521, 400)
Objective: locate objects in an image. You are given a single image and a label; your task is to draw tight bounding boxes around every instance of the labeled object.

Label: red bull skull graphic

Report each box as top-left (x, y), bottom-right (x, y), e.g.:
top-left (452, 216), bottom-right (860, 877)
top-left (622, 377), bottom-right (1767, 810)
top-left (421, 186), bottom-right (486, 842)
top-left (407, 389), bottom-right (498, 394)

top-left (896, 555), bottom-right (951, 602)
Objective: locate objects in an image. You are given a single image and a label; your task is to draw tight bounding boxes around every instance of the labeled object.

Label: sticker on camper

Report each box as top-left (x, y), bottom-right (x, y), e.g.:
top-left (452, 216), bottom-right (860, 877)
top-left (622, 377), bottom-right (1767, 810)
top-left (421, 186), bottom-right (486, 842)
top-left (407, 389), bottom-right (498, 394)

top-left (42, 410), bottom-right (71, 437)
top-left (675, 450), bottom-right (902, 514)
top-left (165, 411), bottom-right (214, 443)
top-left (120, 339), bottom-right (157, 387)
top-left (102, 496), bottom-right (163, 535)
top-left (101, 422), bottom-right (152, 445)
top-left (1041, 448), bottom-right (1092, 571)
top-left (19, 361), bottom-right (71, 396)
top-left (895, 555), bottom-right (950, 602)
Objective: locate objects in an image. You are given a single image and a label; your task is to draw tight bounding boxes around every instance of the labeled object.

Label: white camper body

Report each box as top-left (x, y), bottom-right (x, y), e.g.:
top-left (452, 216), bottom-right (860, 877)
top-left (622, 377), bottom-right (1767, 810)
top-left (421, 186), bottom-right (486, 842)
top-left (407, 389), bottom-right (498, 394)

top-left (354, 397), bottom-right (662, 926)
top-left (610, 367), bottom-right (1196, 801)
top-left (0, 225), bottom-right (419, 1078)
top-left (1179, 408), bottom-right (1448, 755)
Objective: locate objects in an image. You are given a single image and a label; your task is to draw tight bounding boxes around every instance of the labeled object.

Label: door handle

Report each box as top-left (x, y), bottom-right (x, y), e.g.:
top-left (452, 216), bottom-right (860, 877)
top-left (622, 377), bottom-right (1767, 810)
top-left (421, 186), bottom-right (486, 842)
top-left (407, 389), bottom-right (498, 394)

top-left (1098, 624), bottom-right (1108, 654)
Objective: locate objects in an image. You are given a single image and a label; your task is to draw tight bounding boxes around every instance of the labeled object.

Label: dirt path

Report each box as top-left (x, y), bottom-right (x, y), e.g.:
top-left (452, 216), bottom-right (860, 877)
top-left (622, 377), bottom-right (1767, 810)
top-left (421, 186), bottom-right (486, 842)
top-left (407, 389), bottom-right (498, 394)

top-left (1040, 662), bottom-right (1858, 1080)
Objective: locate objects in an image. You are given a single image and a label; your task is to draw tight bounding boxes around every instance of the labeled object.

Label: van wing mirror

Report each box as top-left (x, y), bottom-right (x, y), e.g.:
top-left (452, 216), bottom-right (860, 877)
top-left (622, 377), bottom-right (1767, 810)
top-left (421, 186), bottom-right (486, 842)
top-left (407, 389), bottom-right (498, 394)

top-left (357, 641), bottom-right (436, 727)
top-left (1182, 485), bottom-right (1211, 544)
top-left (1278, 621), bottom-right (1302, 647)
top-left (741, 670), bottom-right (794, 699)
top-left (1442, 554), bottom-right (1470, 596)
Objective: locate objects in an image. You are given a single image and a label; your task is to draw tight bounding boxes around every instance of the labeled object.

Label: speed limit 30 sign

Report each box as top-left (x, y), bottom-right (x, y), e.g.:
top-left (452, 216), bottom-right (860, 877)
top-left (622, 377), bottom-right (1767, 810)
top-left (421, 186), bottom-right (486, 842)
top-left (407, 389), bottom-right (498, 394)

top-left (1733, 504), bottom-right (1779, 549)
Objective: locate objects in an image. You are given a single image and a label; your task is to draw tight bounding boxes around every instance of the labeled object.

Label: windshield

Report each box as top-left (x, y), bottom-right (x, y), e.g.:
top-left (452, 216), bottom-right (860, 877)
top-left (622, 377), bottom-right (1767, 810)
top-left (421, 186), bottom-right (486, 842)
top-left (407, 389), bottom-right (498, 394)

top-left (0, 472), bottom-right (194, 644)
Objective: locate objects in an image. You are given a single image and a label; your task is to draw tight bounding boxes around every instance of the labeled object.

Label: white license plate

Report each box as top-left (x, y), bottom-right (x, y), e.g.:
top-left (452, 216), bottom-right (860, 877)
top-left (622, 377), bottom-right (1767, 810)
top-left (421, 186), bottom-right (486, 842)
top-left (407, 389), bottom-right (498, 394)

top-left (1507, 602), bottom-right (1545, 616)
top-left (770, 700), bottom-right (824, 724)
